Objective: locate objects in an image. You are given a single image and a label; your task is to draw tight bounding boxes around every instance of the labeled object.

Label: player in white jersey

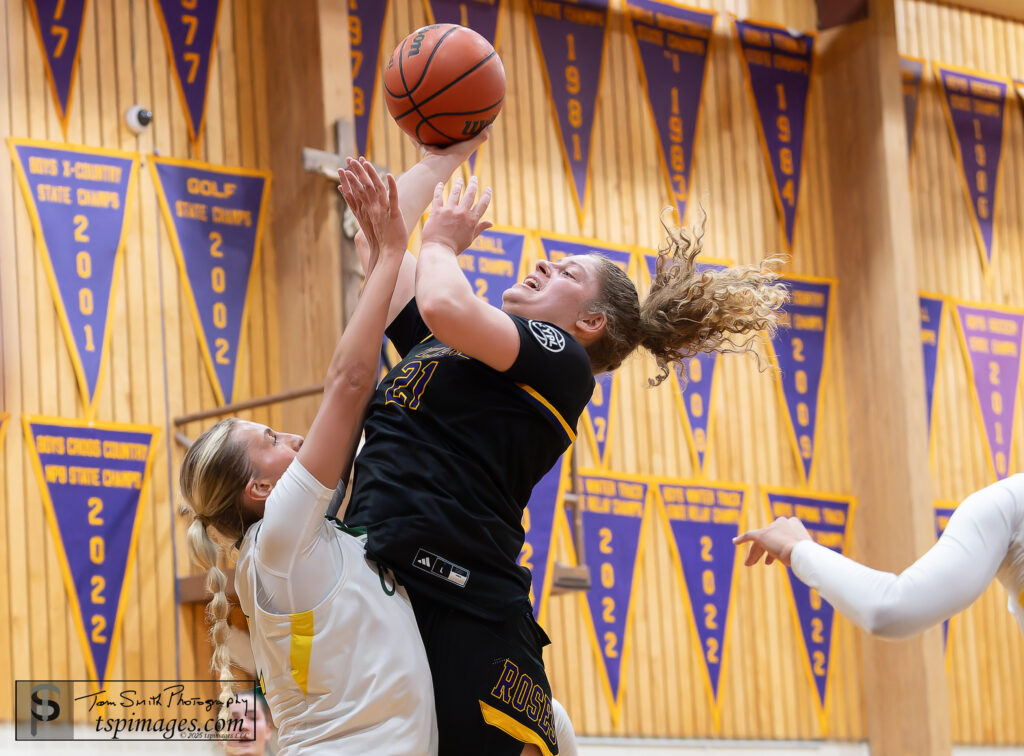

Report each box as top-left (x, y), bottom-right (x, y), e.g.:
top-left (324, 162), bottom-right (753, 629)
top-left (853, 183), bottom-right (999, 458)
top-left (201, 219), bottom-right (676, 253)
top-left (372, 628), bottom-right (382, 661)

top-left (734, 475), bottom-right (1024, 638)
top-left (179, 158), bottom-right (440, 754)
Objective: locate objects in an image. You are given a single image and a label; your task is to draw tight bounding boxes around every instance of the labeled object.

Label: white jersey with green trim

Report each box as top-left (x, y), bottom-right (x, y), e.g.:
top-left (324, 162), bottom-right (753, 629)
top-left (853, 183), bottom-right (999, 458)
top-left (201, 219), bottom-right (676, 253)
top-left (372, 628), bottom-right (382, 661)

top-left (235, 461), bottom-right (437, 755)
top-left (790, 474), bottom-right (1024, 639)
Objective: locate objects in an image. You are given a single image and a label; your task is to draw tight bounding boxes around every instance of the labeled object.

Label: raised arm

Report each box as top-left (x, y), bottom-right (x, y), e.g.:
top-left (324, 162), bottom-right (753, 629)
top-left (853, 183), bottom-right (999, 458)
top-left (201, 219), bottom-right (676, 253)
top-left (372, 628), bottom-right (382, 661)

top-left (298, 160), bottom-right (408, 489)
top-left (415, 177), bottom-right (521, 371)
top-left (339, 131), bottom-right (490, 325)
top-left (734, 482), bottom-right (1019, 639)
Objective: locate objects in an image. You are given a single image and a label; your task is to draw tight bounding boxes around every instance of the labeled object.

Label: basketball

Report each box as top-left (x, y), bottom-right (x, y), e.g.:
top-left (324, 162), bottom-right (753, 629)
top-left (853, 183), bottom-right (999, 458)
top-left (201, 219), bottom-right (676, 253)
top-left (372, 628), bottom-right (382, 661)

top-left (383, 24), bottom-right (505, 147)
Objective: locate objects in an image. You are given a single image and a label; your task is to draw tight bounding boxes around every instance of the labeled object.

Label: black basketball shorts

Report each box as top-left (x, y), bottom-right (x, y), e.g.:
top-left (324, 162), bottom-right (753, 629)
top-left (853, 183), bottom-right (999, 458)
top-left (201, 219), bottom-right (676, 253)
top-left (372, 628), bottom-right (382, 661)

top-left (408, 595), bottom-right (560, 756)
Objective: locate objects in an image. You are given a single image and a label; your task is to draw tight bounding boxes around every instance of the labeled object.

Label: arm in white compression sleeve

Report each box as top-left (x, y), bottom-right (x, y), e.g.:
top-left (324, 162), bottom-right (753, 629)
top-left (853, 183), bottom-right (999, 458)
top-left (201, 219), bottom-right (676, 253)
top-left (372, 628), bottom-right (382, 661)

top-left (789, 481), bottom-right (1018, 639)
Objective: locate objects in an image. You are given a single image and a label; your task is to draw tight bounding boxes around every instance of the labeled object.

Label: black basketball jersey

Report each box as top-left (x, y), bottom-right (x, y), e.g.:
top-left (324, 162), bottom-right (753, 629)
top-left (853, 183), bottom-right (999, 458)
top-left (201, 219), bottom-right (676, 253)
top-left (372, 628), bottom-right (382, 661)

top-left (344, 298), bottom-right (595, 620)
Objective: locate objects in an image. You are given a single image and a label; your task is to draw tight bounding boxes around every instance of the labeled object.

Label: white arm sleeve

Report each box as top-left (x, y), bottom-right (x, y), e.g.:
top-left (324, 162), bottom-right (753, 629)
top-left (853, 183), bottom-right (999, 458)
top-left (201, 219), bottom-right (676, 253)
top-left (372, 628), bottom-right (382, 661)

top-left (790, 481), bottom-right (1018, 639)
top-left (252, 460), bottom-right (342, 614)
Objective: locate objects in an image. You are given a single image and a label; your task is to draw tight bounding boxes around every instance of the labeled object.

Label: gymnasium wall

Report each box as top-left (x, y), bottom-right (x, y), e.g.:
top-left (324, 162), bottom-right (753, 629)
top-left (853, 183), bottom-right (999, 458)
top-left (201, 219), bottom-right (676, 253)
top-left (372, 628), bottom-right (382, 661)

top-left (898, 0), bottom-right (1024, 743)
top-left (356, 0), bottom-right (1024, 743)
top-left (1, 0), bottom-right (1023, 747)
top-left (0, 0), bottom-right (282, 722)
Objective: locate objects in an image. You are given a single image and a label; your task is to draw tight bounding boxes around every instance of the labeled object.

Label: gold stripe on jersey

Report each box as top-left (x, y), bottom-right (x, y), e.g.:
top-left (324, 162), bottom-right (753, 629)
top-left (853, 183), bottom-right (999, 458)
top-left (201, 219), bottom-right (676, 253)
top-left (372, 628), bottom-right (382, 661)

top-left (289, 609), bottom-right (315, 695)
top-left (479, 700), bottom-right (555, 756)
top-left (516, 383), bottom-right (576, 442)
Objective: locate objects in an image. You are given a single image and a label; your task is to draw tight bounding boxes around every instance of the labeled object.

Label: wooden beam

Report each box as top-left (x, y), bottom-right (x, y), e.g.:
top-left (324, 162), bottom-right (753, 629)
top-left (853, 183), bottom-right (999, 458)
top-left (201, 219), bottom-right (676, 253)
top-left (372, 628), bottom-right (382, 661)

top-left (817, 1), bottom-right (951, 753)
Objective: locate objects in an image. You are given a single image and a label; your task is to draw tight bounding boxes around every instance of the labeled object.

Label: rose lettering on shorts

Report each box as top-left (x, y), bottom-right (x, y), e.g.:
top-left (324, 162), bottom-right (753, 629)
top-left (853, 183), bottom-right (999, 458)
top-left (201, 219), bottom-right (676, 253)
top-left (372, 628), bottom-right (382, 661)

top-left (489, 659), bottom-right (556, 746)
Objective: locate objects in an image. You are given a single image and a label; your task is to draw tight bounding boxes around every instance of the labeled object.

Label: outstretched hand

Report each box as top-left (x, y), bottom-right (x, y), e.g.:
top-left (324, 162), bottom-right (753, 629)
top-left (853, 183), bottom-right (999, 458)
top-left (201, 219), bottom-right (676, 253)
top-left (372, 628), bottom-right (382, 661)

top-left (413, 125), bottom-right (492, 163)
top-left (337, 157), bottom-right (407, 276)
top-left (421, 176), bottom-right (493, 254)
top-left (733, 516), bottom-right (813, 568)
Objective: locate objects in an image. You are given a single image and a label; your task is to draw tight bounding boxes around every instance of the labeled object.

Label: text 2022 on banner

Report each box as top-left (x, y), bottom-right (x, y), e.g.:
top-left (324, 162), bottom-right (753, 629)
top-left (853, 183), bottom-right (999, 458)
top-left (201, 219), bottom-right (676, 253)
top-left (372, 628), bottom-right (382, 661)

top-left (765, 488), bottom-right (855, 734)
top-left (657, 479), bottom-right (746, 729)
top-left (23, 415), bottom-right (160, 685)
top-left (577, 471), bottom-right (650, 727)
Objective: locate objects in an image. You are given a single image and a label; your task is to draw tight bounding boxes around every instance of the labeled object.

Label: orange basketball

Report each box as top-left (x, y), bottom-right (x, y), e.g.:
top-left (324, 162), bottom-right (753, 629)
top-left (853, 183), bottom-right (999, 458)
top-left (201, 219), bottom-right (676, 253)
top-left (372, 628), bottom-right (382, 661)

top-left (383, 24), bottom-right (505, 147)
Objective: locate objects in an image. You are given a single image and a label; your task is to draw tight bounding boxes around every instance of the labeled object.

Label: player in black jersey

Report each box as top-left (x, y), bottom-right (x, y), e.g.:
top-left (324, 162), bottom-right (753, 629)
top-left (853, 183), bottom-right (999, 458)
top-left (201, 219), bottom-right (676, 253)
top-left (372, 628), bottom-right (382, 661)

top-left (337, 136), bottom-right (787, 756)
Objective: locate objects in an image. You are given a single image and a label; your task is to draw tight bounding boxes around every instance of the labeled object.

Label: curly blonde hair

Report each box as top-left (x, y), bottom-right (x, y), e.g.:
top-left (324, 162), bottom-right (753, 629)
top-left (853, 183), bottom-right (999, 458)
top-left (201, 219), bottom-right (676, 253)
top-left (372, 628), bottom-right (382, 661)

top-left (584, 208), bottom-right (789, 384)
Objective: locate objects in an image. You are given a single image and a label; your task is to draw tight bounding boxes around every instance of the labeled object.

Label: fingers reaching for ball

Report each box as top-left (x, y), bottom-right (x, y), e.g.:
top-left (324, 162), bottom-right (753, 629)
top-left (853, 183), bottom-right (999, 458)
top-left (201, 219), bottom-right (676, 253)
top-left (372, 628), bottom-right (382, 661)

top-left (422, 176), bottom-right (493, 253)
top-left (337, 157), bottom-right (408, 275)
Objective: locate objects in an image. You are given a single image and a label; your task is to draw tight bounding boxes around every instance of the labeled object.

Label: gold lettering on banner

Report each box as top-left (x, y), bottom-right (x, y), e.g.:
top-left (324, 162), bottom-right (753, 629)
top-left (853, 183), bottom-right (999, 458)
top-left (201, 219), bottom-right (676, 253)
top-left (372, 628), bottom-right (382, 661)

top-left (992, 339), bottom-right (1018, 357)
top-left (744, 48), bottom-right (772, 67)
top-left (564, 7), bottom-right (604, 26)
top-left (666, 34), bottom-right (704, 56)
top-left (532, 1), bottom-right (562, 20)
top-left (988, 317), bottom-right (1019, 336)
top-left (793, 291), bottom-right (825, 307)
top-left (795, 505), bottom-right (821, 523)
top-left (772, 54), bottom-right (808, 74)
top-left (793, 314), bottom-right (824, 330)
top-left (973, 99), bottom-right (1000, 117)
top-left (970, 80), bottom-right (1001, 99)
top-left (742, 28), bottom-right (771, 46)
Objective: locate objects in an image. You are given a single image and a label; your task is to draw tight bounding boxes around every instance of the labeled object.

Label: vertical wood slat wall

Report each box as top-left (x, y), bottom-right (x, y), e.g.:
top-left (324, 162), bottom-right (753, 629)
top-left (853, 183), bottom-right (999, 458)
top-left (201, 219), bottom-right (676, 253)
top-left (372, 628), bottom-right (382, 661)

top-left (0, 0), bottom-right (281, 721)
top-left (1, 0), bottom-right (1022, 744)
top-left (898, 0), bottom-right (1024, 743)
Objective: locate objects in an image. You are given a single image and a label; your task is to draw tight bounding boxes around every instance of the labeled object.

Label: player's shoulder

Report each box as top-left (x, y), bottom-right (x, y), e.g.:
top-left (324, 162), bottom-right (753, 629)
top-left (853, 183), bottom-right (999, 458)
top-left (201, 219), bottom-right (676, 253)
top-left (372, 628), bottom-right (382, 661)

top-left (510, 314), bottom-right (589, 362)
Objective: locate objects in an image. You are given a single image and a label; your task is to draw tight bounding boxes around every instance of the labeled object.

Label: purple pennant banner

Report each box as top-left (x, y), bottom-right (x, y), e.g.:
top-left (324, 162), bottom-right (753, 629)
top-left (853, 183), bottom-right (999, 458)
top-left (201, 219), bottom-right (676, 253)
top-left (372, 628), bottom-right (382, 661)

top-left (935, 64), bottom-right (1009, 273)
top-left (28, 0), bottom-right (89, 136)
top-left (424, 0), bottom-right (502, 173)
top-left (933, 501), bottom-right (958, 650)
top-left (23, 415), bottom-right (159, 685)
top-left (350, 0), bottom-right (390, 157)
top-left (734, 19), bottom-right (814, 252)
top-left (540, 234), bottom-right (631, 466)
top-left (646, 255), bottom-right (726, 472)
top-left (920, 296), bottom-right (945, 440)
top-left (517, 455), bottom-right (566, 621)
top-left (529, 0), bottom-right (610, 225)
top-left (154, 0), bottom-right (222, 148)
top-left (578, 471), bottom-right (648, 726)
top-left (766, 489), bottom-right (854, 727)
top-left (659, 481), bottom-right (744, 722)
top-left (458, 227), bottom-right (526, 307)
top-left (771, 276), bottom-right (834, 483)
top-left (627, 1), bottom-right (715, 225)
top-left (8, 140), bottom-right (139, 419)
top-left (586, 372), bottom-right (615, 466)
top-left (150, 157), bottom-right (271, 406)
top-left (952, 301), bottom-right (1024, 480)
top-left (901, 57), bottom-right (924, 162)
